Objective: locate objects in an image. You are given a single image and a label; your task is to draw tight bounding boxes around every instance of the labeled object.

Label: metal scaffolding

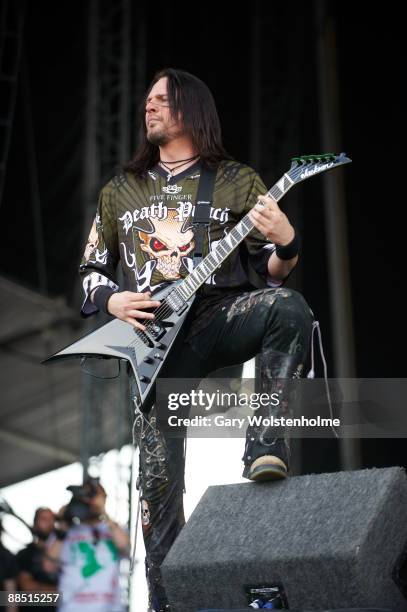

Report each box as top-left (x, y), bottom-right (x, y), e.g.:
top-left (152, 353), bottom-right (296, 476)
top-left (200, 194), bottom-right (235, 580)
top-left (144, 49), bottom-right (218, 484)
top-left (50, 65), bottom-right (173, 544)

top-left (83, 0), bottom-right (146, 233)
top-left (0, 0), bottom-right (25, 210)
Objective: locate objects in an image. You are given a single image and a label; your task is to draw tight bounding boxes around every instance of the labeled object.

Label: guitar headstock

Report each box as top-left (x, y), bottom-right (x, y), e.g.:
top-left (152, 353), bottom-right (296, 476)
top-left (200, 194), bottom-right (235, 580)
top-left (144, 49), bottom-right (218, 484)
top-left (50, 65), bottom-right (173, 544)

top-left (288, 152), bottom-right (352, 183)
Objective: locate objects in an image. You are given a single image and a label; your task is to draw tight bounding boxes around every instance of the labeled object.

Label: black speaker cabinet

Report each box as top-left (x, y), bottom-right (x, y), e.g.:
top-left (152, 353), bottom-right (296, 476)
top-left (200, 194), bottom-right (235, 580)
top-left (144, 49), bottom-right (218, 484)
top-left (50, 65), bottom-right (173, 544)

top-left (161, 467), bottom-right (407, 611)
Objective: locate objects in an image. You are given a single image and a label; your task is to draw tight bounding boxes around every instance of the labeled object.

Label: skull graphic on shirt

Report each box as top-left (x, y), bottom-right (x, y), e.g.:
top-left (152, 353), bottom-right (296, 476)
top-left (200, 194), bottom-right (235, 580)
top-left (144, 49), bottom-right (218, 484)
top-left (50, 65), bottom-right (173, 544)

top-left (139, 209), bottom-right (194, 280)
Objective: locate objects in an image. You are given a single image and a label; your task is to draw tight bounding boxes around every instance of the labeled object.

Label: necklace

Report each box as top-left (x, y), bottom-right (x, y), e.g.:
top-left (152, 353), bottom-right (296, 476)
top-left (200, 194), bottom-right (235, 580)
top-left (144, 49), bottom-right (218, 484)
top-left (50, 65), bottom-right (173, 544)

top-left (160, 155), bottom-right (199, 164)
top-left (159, 155), bottom-right (200, 182)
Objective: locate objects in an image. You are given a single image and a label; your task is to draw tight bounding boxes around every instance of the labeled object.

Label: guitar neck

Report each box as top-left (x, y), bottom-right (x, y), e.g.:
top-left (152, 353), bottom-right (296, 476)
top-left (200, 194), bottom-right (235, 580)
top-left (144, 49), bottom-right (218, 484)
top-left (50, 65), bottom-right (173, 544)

top-left (175, 172), bottom-right (295, 302)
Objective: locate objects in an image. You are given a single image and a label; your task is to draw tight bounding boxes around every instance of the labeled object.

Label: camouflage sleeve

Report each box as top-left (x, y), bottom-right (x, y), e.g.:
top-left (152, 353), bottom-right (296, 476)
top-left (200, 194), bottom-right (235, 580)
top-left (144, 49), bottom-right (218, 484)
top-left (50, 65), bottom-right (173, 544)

top-left (79, 181), bottom-right (120, 317)
top-left (243, 171), bottom-right (283, 287)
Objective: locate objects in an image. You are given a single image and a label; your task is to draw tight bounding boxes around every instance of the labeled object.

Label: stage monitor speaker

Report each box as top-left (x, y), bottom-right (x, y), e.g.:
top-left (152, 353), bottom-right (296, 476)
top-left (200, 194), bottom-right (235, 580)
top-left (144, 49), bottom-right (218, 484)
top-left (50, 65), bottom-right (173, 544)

top-left (161, 467), bottom-right (407, 612)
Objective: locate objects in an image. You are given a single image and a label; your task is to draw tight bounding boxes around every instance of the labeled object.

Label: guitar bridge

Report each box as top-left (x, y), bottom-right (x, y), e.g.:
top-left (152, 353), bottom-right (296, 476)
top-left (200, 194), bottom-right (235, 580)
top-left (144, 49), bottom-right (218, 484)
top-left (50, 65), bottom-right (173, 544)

top-left (134, 328), bottom-right (154, 347)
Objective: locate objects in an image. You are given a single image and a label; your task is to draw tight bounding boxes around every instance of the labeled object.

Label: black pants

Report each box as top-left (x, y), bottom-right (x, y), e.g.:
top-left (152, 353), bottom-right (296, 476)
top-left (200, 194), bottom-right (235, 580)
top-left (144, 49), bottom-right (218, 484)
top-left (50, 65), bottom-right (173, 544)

top-left (130, 287), bottom-right (313, 608)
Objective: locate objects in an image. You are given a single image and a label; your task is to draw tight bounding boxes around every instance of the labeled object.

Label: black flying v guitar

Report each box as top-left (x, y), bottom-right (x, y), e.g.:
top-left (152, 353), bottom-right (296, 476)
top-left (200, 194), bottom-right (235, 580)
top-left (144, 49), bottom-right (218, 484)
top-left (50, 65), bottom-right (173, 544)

top-left (44, 153), bottom-right (351, 410)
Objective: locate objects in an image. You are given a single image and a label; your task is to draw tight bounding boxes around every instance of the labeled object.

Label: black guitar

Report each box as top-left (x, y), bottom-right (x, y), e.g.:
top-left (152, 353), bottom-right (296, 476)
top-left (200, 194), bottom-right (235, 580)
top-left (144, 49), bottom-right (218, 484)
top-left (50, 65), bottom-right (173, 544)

top-left (44, 153), bottom-right (351, 408)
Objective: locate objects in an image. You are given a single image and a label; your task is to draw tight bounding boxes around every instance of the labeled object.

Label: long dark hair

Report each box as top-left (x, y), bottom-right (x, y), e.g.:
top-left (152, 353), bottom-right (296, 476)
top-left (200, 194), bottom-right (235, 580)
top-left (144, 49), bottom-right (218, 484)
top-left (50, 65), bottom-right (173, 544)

top-left (123, 68), bottom-right (232, 178)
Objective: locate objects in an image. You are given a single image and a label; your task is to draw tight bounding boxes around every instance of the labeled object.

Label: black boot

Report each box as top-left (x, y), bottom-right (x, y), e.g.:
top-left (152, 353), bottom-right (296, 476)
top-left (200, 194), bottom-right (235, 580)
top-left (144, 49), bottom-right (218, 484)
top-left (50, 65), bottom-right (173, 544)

top-left (146, 561), bottom-right (171, 612)
top-left (242, 349), bottom-right (304, 482)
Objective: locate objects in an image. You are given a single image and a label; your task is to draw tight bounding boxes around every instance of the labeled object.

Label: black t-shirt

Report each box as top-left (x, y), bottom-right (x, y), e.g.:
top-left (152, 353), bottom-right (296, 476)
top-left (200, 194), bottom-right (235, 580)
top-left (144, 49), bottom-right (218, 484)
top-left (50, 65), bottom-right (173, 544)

top-left (79, 160), bottom-right (280, 318)
top-left (0, 542), bottom-right (18, 588)
top-left (16, 543), bottom-right (57, 612)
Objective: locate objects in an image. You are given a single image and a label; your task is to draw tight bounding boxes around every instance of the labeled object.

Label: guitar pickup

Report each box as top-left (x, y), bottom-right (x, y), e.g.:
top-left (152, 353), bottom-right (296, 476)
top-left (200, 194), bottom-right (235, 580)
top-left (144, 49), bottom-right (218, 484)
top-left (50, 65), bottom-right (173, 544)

top-left (175, 302), bottom-right (188, 315)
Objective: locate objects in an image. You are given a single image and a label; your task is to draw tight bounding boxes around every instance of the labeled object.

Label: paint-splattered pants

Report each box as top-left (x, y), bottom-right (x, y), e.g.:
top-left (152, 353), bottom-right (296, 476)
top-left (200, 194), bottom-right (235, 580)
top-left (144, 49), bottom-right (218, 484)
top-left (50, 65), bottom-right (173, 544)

top-left (130, 287), bottom-right (313, 610)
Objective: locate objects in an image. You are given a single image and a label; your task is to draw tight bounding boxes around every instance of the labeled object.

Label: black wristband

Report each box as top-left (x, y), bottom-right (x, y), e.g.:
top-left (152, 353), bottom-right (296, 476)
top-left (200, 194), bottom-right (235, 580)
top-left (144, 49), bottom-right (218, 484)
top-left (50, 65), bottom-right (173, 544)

top-left (275, 228), bottom-right (300, 260)
top-left (92, 285), bottom-right (116, 315)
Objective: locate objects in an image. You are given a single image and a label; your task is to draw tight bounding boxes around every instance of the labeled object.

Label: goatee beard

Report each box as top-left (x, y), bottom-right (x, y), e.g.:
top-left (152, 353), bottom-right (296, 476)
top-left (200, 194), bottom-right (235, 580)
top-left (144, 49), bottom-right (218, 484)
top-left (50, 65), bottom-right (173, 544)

top-left (147, 130), bottom-right (168, 146)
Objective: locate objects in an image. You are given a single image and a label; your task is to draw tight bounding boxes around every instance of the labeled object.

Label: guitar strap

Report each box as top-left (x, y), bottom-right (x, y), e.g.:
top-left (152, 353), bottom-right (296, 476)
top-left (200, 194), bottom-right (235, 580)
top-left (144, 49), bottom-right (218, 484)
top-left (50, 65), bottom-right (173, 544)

top-left (191, 164), bottom-right (217, 267)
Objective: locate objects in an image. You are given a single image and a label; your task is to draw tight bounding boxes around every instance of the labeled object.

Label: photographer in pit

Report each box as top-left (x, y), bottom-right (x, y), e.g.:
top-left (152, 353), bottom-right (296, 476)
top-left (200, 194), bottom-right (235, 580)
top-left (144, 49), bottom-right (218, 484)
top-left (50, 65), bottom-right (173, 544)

top-left (44, 478), bottom-right (129, 612)
top-left (16, 507), bottom-right (58, 611)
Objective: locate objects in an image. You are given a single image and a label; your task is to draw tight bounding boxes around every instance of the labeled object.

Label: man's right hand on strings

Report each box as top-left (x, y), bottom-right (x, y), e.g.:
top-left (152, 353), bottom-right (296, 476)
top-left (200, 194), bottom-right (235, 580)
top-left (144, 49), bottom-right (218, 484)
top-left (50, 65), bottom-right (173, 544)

top-left (106, 291), bottom-right (161, 331)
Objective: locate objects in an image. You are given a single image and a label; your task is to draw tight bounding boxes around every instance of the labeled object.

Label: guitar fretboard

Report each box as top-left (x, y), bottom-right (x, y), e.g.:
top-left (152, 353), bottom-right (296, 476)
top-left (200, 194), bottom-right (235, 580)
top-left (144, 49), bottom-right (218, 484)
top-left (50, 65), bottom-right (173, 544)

top-left (173, 172), bottom-right (295, 302)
